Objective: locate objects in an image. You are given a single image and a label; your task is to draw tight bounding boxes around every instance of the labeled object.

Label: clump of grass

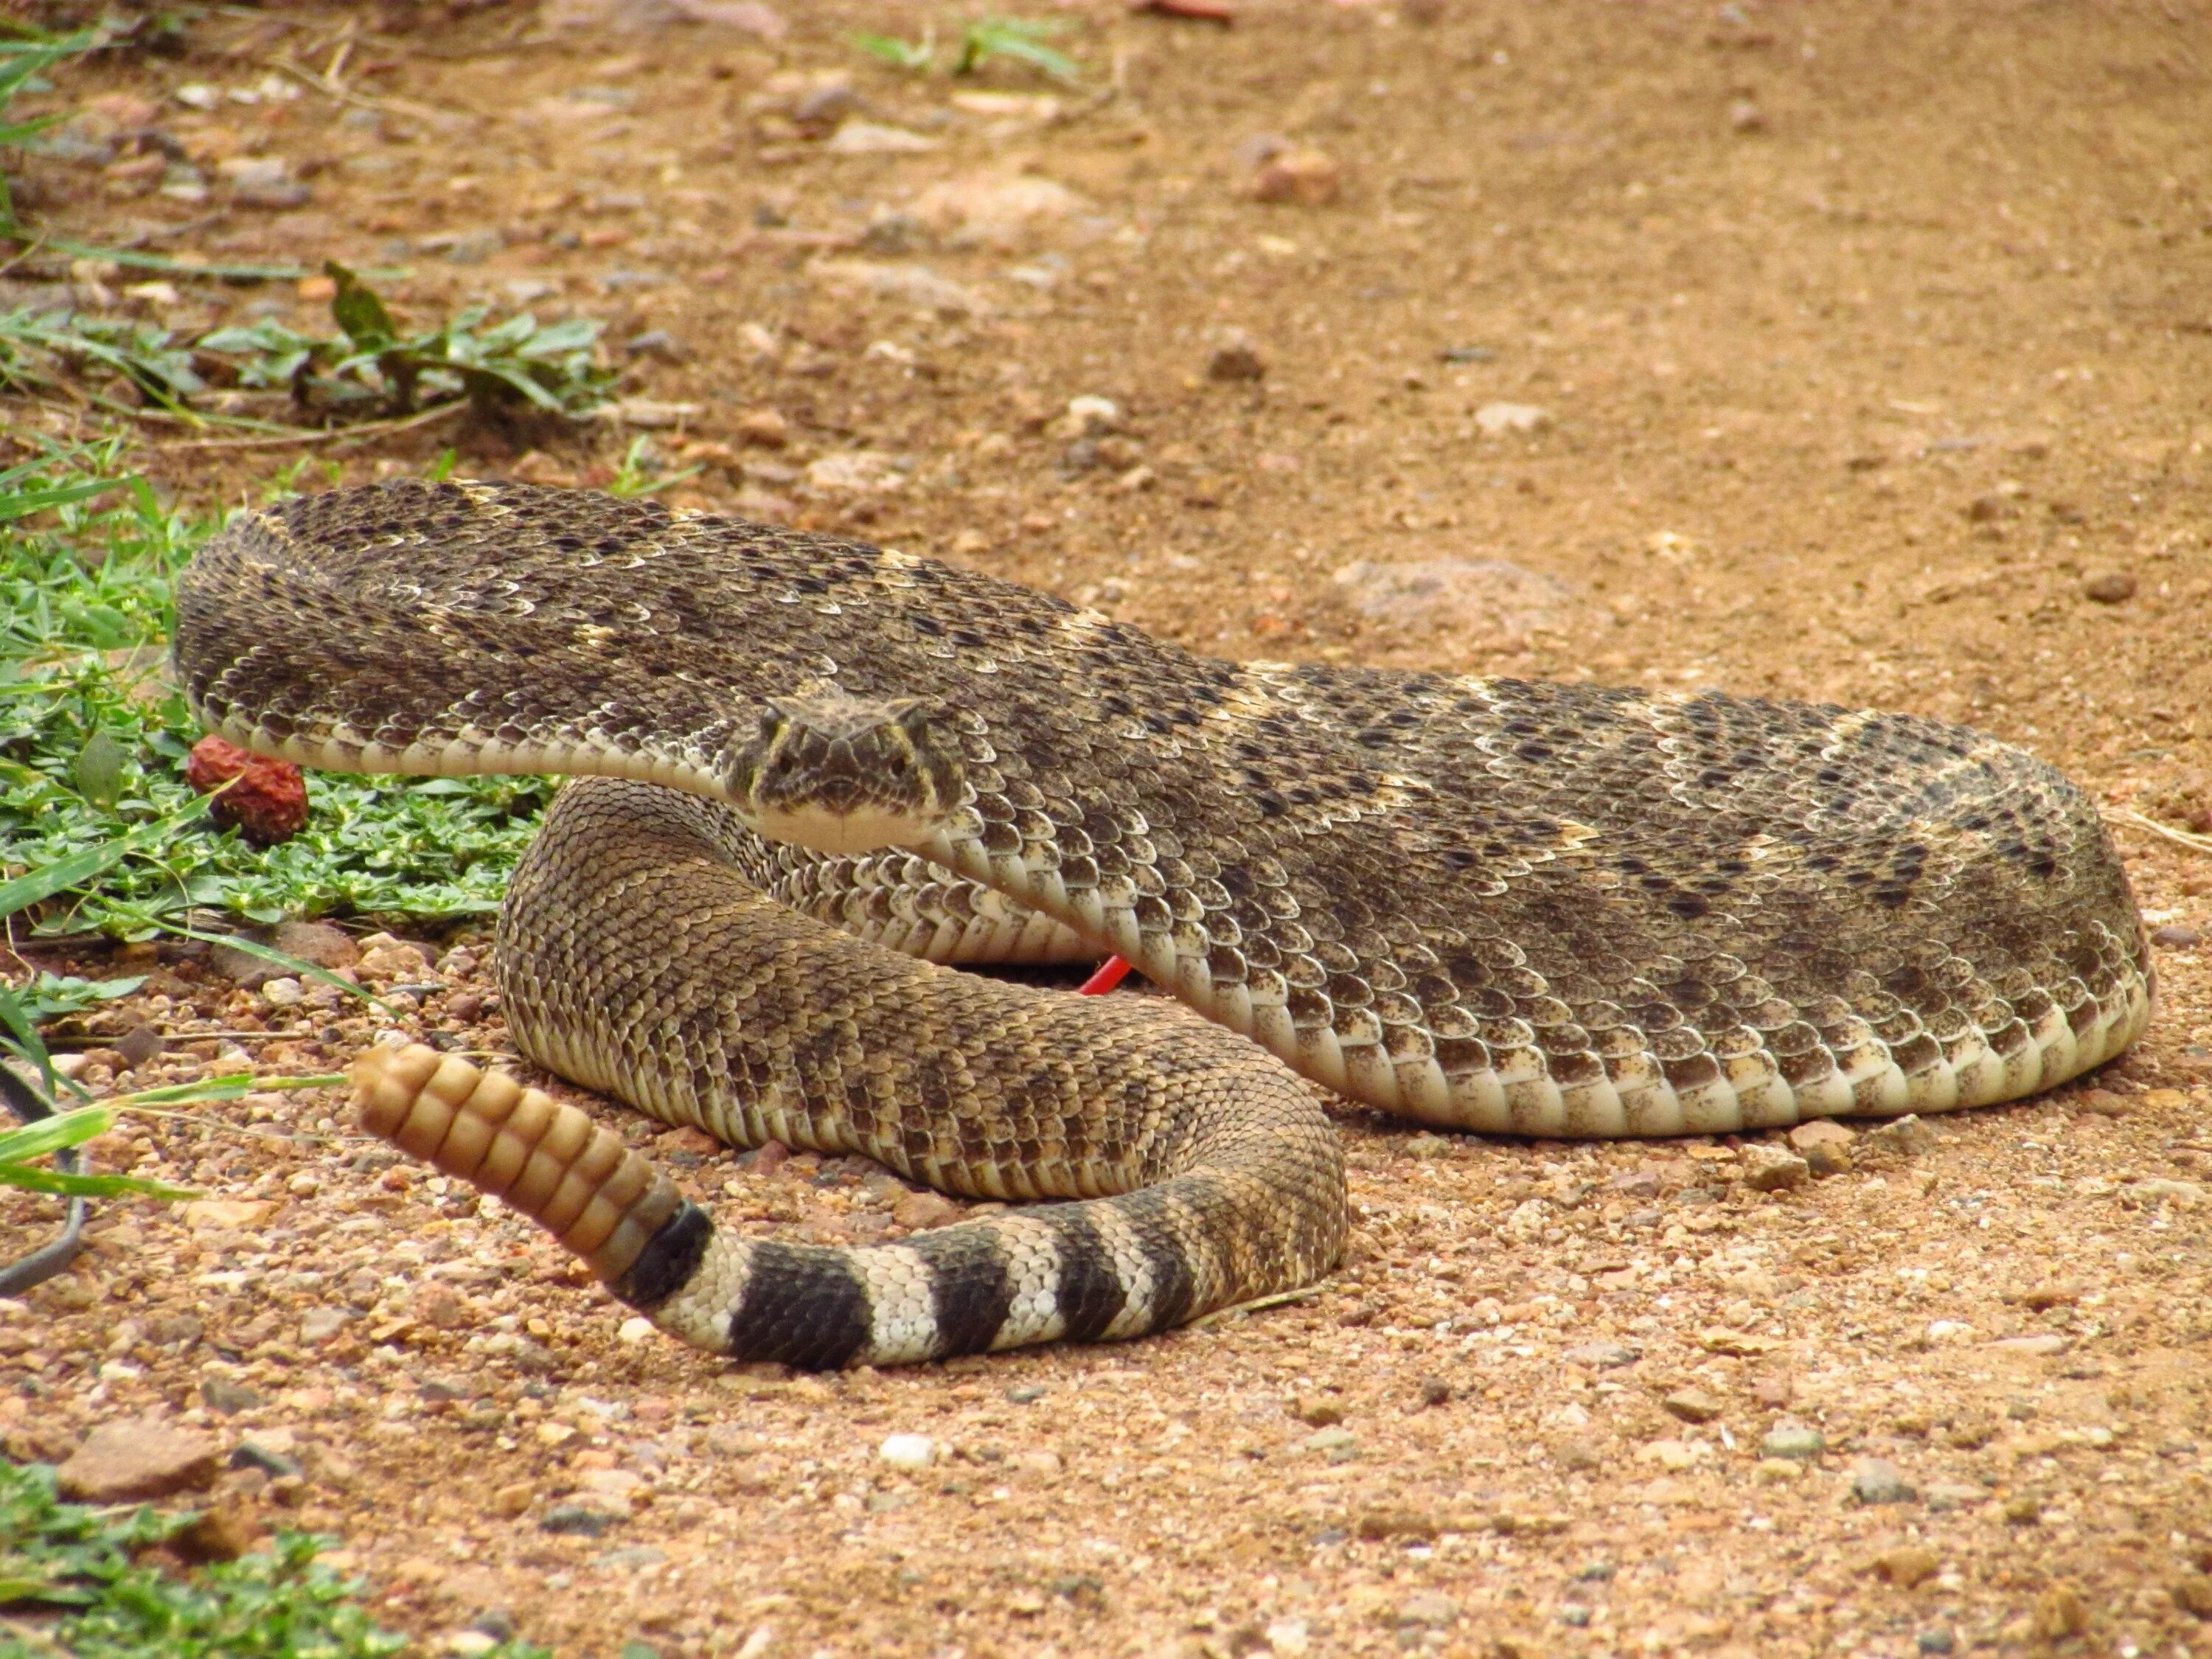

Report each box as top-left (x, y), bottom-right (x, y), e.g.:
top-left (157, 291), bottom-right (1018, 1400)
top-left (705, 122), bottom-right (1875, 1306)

top-left (0, 29), bottom-right (97, 240)
top-left (0, 442), bottom-right (554, 942)
top-left (198, 262), bottom-right (616, 420)
top-left (0, 1461), bottom-right (552, 1659)
top-left (2, 265), bottom-right (616, 429)
top-left (855, 15), bottom-right (1082, 82)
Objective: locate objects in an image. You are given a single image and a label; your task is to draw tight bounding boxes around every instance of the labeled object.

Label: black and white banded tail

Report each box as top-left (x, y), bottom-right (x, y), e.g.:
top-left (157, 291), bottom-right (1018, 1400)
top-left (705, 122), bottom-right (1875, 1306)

top-left (352, 1046), bottom-right (1343, 1368)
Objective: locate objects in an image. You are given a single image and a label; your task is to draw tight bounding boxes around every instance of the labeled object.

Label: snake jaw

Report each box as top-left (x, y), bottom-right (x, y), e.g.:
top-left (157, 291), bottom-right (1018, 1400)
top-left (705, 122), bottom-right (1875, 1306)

top-left (726, 689), bottom-right (964, 855)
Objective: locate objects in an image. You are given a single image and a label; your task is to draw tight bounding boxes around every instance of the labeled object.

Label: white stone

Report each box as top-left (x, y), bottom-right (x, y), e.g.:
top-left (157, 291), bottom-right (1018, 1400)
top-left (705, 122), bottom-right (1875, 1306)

top-left (825, 121), bottom-right (939, 155)
top-left (1065, 395), bottom-right (1121, 435)
top-left (261, 977), bottom-right (305, 1006)
top-left (877, 1433), bottom-right (936, 1471)
top-left (618, 1316), bottom-right (658, 1345)
top-left (1474, 400), bottom-right (1553, 436)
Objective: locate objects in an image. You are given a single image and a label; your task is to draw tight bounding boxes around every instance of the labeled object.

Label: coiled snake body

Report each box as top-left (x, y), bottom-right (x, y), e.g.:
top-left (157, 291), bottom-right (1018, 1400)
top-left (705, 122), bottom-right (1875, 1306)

top-left (174, 481), bottom-right (2149, 1367)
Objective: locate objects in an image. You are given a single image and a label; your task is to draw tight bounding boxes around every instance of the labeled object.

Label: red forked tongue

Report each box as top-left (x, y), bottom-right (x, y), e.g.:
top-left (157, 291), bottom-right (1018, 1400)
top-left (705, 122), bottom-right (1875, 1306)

top-left (1077, 955), bottom-right (1133, 995)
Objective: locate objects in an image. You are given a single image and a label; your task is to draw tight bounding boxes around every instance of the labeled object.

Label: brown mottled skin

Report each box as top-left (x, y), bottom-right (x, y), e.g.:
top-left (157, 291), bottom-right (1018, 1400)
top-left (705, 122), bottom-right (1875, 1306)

top-left (173, 480), bottom-right (2148, 1365)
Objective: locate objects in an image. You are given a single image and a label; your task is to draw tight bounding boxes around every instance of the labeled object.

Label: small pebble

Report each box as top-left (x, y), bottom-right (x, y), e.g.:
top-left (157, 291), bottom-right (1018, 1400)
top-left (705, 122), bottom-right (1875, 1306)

top-left (1206, 333), bottom-right (1267, 382)
top-left (1917, 1630), bottom-right (1958, 1655)
top-left (2151, 924), bottom-right (2202, 949)
top-left (1738, 1144), bottom-right (1810, 1192)
top-left (262, 977), bottom-right (304, 1006)
top-left (1474, 401), bottom-right (1552, 436)
top-left (2081, 570), bottom-right (2136, 603)
top-left (540, 1504), bottom-right (617, 1537)
top-left (299, 1307), bottom-right (347, 1345)
top-left (1873, 1545), bottom-right (1941, 1587)
top-left (1251, 148), bottom-right (1340, 205)
top-left (1863, 1113), bottom-right (1939, 1161)
top-left (877, 1433), bottom-right (936, 1471)
top-left (1562, 1341), bottom-right (1639, 1369)
top-left (625, 329), bottom-right (689, 364)
top-left (229, 1439), bottom-right (301, 1479)
top-left (1849, 1458), bottom-right (1918, 1505)
top-left (1295, 1397), bottom-right (1344, 1427)
top-left (1761, 1424), bottom-right (1826, 1462)
top-left (1301, 1427), bottom-right (1357, 1459)
top-left (1063, 395), bottom-right (1121, 437)
top-left (735, 409), bottom-right (790, 448)
top-left (1787, 1119), bottom-right (1854, 1151)
top-left (1395, 1592), bottom-right (1459, 1630)
top-left (201, 1377), bottom-right (265, 1414)
top-left (1662, 1389), bottom-right (1725, 1425)
top-left (2031, 1585), bottom-right (2087, 1640)
top-left (1924, 1482), bottom-right (1987, 1512)
top-left (492, 1482), bottom-right (534, 1518)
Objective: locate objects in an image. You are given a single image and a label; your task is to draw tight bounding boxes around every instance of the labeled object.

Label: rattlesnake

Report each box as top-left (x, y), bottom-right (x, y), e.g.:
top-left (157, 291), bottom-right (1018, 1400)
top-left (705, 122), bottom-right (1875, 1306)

top-left (173, 480), bottom-right (2149, 1367)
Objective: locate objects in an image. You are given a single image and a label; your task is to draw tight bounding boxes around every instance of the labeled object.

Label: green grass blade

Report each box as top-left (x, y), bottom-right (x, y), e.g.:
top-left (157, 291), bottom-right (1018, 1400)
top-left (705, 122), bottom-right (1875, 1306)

top-left (105, 1071), bottom-right (346, 1107)
top-left (0, 794), bottom-right (213, 921)
top-left (0, 1103), bottom-right (112, 1165)
top-left (0, 1164), bottom-right (195, 1200)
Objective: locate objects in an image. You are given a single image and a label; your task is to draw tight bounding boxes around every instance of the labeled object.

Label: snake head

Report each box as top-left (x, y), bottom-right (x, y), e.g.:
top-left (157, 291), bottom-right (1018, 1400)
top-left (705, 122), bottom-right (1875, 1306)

top-left (725, 690), bottom-right (964, 855)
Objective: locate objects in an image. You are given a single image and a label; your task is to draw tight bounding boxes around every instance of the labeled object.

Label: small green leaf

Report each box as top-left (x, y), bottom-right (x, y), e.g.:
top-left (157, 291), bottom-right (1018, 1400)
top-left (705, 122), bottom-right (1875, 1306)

top-left (324, 260), bottom-right (400, 349)
top-left (73, 728), bottom-right (127, 807)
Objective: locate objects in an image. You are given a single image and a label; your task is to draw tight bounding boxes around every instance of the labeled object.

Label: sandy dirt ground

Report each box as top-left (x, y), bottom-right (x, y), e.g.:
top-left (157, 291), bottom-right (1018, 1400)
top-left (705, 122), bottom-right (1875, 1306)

top-left (4, 2), bottom-right (2211, 1657)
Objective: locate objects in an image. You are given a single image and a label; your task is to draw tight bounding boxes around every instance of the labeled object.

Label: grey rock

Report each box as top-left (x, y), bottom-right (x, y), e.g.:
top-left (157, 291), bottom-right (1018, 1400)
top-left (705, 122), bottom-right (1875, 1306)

top-left (594, 1545), bottom-right (669, 1570)
top-left (235, 181), bottom-right (313, 212)
top-left (1302, 1426), bottom-right (1357, 1460)
top-left (201, 1377), bottom-right (264, 1414)
top-left (1395, 1592), bottom-right (1460, 1629)
top-left (1863, 1113), bottom-right (1939, 1161)
top-left (540, 1504), bottom-right (618, 1537)
top-left (625, 329), bottom-right (690, 364)
top-left (299, 1307), bottom-right (348, 1346)
top-left (229, 1439), bottom-right (301, 1478)
top-left (1760, 1423), bottom-right (1826, 1462)
top-left (1848, 1457), bottom-right (1919, 1504)
top-left (1925, 1482), bottom-right (1988, 1512)
top-left (1561, 1341), bottom-right (1638, 1369)
top-left (2151, 924), bottom-right (2202, 949)
top-left (1333, 556), bottom-right (1577, 642)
